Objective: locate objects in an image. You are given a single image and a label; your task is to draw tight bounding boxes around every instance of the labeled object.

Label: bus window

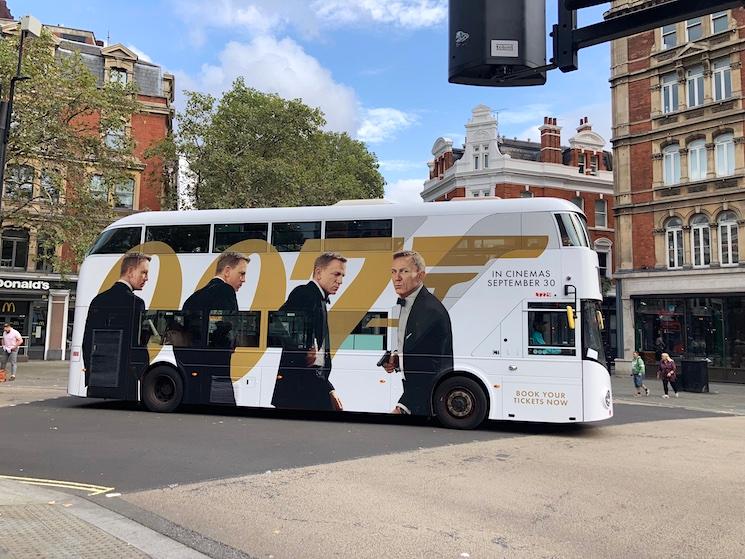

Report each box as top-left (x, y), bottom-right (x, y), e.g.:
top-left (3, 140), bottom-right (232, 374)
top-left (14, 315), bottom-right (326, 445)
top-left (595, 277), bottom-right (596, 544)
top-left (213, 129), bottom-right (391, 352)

top-left (554, 213), bottom-right (588, 248)
top-left (581, 300), bottom-right (606, 366)
top-left (207, 311), bottom-right (261, 348)
top-left (338, 312), bottom-right (387, 350)
top-left (213, 223), bottom-right (268, 253)
top-left (271, 222), bottom-right (321, 252)
top-left (89, 227), bottom-right (142, 255)
top-left (325, 220), bottom-right (392, 251)
top-left (572, 213), bottom-right (591, 247)
top-left (268, 310), bottom-right (312, 348)
top-left (141, 310), bottom-right (203, 347)
top-left (145, 225), bottom-right (210, 253)
top-left (528, 308), bottom-right (576, 356)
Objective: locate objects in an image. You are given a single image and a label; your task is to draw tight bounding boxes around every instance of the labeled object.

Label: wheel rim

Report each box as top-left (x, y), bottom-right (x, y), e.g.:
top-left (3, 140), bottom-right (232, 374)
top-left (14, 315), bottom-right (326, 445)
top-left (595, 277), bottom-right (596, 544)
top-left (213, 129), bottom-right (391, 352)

top-left (153, 375), bottom-right (176, 403)
top-left (446, 388), bottom-right (474, 418)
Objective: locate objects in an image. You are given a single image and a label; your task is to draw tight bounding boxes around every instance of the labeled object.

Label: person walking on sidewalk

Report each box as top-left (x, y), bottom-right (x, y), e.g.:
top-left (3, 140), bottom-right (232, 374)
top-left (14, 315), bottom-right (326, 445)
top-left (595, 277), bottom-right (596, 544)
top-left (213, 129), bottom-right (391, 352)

top-left (632, 351), bottom-right (650, 396)
top-left (1, 323), bottom-right (23, 381)
top-left (657, 352), bottom-right (680, 399)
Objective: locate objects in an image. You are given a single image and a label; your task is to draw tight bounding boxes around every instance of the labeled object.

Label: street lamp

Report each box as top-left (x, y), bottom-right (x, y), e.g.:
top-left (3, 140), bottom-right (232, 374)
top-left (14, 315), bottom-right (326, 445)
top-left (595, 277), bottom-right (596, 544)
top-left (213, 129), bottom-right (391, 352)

top-left (0, 14), bottom-right (42, 215)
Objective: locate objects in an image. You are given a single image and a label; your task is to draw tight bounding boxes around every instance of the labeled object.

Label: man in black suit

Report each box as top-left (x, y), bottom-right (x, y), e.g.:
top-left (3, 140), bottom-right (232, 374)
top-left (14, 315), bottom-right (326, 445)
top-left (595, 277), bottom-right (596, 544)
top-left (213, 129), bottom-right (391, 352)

top-left (383, 250), bottom-right (453, 415)
top-left (271, 252), bottom-right (346, 411)
top-left (177, 251), bottom-right (249, 405)
top-left (82, 252), bottom-right (151, 400)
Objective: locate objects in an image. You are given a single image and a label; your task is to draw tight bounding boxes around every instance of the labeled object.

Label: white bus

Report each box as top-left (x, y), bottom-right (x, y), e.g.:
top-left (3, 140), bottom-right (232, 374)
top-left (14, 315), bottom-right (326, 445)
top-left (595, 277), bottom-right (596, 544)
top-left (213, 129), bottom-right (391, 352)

top-left (68, 198), bottom-right (612, 429)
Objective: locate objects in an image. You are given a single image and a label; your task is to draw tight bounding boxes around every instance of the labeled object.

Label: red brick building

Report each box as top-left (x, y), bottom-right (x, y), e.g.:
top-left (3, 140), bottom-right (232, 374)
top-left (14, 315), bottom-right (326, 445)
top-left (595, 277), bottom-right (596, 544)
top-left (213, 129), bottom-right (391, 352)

top-left (611, 3), bottom-right (745, 382)
top-left (422, 105), bottom-right (618, 359)
top-left (0, 11), bottom-right (174, 360)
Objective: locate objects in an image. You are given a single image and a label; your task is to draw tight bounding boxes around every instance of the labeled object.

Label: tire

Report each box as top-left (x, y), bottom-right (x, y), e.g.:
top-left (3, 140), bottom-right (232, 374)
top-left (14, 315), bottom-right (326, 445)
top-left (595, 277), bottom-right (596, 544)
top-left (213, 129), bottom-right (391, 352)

top-left (433, 376), bottom-right (487, 430)
top-left (142, 366), bottom-right (183, 413)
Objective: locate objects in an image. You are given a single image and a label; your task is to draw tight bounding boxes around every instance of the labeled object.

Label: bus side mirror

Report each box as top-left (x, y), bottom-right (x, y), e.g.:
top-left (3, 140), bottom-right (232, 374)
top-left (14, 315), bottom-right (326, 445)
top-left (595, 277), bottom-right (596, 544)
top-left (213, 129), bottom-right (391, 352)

top-left (597, 310), bottom-right (605, 331)
top-left (566, 306), bottom-right (575, 330)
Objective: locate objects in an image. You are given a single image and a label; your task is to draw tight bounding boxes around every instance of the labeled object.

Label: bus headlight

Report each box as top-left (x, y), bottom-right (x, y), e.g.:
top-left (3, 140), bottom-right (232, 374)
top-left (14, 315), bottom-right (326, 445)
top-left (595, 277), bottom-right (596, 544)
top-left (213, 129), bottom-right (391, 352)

top-left (602, 390), bottom-right (612, 409)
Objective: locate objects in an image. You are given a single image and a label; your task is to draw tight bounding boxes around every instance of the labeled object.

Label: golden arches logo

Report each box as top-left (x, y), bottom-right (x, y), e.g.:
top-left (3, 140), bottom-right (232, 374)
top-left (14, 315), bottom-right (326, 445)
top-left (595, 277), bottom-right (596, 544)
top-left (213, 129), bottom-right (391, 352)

top-left (1, 302), bottom-right (15, 313)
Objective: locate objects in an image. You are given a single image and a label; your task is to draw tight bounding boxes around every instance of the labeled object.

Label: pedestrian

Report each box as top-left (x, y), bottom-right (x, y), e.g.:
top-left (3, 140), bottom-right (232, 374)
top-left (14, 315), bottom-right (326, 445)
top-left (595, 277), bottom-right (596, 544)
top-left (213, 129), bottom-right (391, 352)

top-left (1, 323), bottom-right (23, 381)
top-left (657, 352), bottom-right (680, 399)
top-left (631, 351), bottom-right (650, 396)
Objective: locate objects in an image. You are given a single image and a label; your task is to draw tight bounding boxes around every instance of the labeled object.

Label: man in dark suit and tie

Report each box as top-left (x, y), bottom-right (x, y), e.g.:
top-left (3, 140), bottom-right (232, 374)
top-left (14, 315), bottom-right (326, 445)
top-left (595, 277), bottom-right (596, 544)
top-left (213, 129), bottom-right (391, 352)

top-left (383, 250), bottom-right (453, 415)
top-left (177, 251), bottom-right (249, 405)
top-left (82, 252), bottom-right (151, 400)
top-left (271, 252), bottom-right (346, 411)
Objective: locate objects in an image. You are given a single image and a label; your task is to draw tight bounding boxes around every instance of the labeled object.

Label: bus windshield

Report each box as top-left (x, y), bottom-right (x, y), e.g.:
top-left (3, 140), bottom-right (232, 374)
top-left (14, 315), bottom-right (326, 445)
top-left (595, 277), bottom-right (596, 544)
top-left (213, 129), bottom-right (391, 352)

top-left (582, 300), bottom-right (606, 368)
top-left (555, 213), bottom-right (590, 247)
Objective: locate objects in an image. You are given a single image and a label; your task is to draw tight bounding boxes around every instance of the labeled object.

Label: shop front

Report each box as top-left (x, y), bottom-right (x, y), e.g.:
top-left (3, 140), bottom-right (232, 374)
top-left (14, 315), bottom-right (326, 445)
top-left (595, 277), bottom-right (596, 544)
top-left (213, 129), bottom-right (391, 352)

top-left (0, 277), bottom-right (76, 360)
top-left (634, 295), bottom-right (745, 383)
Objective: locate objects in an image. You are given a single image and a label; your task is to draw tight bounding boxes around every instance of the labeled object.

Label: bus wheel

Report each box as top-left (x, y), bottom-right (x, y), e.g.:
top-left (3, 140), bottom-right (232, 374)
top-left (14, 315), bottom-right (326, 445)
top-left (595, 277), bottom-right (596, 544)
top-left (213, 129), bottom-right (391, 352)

top-left (142, 367), bottom-right (183, 413)
top-left (434, 376), bottom-right (487, 430)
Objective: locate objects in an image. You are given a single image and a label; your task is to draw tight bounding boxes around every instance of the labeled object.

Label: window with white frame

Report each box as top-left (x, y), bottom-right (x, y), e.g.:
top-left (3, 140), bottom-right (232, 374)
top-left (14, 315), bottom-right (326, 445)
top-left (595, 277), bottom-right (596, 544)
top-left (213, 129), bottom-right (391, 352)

top-left (89, 175), bottom-right (108, 201)
top-left (691, 214), bottom-right (711, 267)
top-left (483, 153), bottom-right (489, 168)
top-left (474, 155), bottom-right (479, 170)
top-left (661, 73), bottom-right (679, 114)
top-left (711, 11), bottom-right (728, 34)
top-left (590, 154), bottom-right (598, 174)
top-left (5, 164), bottom-right (34, 199)
top-left (718, 210), bottom-right (739, 266)
top-left (571, 196), bottom-right (584, 211)
top-left (666, 217), bottom-right (684, 269)
top-left (663, 144), bottom-right (681, 185)
top-left (114, 178), bottom-right (135, 209)
top-left (595, 239), bottom-right (612, 278)
top-left (109, 67), bottom-right (128, 85)
top-left (105, 126), bottom-right (126, 149)
top-left (686, 18), bottom-right (703, 42)
top-left (686, 65), bottom-right (704, 108)
top-left (713, 58), bottom-right (732, 101)
top-left (662, 24), bottom-right (677, 49)
top-left (715, 133), bottom-right (735, 177)
top-left (578, 153), bottom-right (585, 173)
top-left (595, 199), bottom-right (607, 228)
top-left (688, 139), bottom-right (707, 181)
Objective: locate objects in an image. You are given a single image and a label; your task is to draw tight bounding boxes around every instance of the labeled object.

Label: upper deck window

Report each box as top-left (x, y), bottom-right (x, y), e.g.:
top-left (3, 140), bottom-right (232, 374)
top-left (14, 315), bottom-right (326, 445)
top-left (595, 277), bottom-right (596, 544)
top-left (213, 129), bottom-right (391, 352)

top-left (89, 227), bottom-right (142, 255)
top-left (146, 225), bottom-right (210, 253)
top-left (213, 223), bottom-right (268, 253)
top-left (555, 213), bottom-right (589, 247)
top-left (271, 222), bottom-right (321, 252)
top-left (325, 219), bottom-right (392, 251)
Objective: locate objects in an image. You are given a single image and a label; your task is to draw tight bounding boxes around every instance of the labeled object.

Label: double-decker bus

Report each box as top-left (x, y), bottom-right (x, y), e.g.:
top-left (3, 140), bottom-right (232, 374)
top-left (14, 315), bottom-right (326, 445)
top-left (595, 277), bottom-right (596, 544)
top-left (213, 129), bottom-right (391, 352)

top-left (68, 198), bottom-right (612, 429)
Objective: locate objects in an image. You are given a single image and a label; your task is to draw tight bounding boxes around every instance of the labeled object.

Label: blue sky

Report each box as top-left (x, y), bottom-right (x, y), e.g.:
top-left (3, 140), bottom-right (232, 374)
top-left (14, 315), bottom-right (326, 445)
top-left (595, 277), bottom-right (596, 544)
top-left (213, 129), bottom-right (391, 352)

top-left (19, 1), bottom-right (612, 203)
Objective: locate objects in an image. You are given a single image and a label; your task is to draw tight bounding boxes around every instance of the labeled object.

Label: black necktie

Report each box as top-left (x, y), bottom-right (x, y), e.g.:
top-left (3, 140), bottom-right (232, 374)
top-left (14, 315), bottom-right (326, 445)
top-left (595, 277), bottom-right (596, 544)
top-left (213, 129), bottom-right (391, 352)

top-left (397, 297), bottom-right (406, 307)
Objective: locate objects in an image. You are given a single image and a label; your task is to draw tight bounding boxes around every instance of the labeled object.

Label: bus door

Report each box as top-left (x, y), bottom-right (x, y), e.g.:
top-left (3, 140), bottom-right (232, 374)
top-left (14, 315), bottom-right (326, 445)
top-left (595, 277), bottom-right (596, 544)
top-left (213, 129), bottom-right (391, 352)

top-left (501, 302), bottom-right (583, 422)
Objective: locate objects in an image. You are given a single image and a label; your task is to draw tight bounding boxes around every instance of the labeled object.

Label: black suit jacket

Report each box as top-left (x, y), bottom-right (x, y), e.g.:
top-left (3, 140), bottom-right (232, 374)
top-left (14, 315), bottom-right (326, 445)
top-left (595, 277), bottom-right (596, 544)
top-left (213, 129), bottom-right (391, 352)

top-left (177, 277), bottom-right (239, 405)
top-left (82, 281), bottom-right (148, 398)
top-left (398, 287), bottom-right (454, 415)
top-left (271, 281), bottom-right (335, 410)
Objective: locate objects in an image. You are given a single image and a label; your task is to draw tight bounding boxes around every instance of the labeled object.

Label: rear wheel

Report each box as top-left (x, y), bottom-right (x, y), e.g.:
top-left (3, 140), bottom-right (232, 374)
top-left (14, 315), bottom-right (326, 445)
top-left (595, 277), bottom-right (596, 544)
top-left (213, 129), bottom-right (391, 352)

top-left (142, 366), bottom-right (183, 413)
top-left (433, 376), bottom-right (487, 430)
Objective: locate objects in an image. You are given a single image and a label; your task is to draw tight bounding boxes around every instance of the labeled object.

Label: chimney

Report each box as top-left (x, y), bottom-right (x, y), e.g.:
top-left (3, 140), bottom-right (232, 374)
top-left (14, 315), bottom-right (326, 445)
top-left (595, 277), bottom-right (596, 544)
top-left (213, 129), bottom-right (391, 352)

top-left (577, 116), bottom-right (592, 133)
top-left (0, 1), bottom-right (12, 19)
top-left (539, 117), bottom-right (562, 164)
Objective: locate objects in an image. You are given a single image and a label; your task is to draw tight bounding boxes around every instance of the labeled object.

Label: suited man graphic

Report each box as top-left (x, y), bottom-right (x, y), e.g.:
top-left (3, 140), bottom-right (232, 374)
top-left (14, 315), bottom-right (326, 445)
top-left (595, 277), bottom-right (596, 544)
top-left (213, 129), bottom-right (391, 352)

top-left (383, 250), bottom-right (453, 415)
top-left (177, 251), bottom-right (249, 405)
top-left (82, 252), bottom-right (151, 399)
top-left (271, 252), bottom-right (346, 411)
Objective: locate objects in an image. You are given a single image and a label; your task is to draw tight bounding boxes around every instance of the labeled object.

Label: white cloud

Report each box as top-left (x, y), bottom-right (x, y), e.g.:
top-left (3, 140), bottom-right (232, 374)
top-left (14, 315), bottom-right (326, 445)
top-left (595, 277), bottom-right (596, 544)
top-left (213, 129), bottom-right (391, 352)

top-left (314, 0), bottom-right (447, 28)
top-left (188, 36), bottom-right (359, 133)
top-left (379, 159), bottom-right (425, 173)
top-left (358, 108), bottom-right (418, 144)
top-left (385, 178), bottom-right (425, 204)
top-left (127, 45), bottom-right (152, 63)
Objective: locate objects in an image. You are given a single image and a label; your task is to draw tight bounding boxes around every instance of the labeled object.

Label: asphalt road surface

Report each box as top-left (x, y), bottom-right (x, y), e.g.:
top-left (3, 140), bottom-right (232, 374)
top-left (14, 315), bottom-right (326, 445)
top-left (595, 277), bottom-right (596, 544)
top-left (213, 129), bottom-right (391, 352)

top-left (0, 396), bottom-right (723, 494)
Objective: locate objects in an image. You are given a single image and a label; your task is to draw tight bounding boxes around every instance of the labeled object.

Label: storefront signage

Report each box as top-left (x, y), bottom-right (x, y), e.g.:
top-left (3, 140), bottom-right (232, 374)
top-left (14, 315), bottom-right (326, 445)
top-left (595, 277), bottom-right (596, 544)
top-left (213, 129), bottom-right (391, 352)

top-left (1, 302), bottom-right (15, 313)
top-left (0, 279), bottom-right (51, 290)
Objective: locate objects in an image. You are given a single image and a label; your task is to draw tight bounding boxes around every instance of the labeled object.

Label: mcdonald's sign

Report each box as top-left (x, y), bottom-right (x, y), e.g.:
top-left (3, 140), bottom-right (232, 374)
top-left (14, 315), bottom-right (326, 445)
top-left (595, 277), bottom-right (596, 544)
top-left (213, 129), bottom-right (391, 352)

top-left (1, 302), bottom-right (16, 313)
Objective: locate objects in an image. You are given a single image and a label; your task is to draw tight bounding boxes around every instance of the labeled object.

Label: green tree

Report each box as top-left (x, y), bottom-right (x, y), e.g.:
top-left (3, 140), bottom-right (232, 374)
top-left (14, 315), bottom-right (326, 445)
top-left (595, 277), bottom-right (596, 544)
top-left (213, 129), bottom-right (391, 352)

top-left (0, 29), bottom-right (140, 272)
top-left (156, 79), bottom-right (385, 209)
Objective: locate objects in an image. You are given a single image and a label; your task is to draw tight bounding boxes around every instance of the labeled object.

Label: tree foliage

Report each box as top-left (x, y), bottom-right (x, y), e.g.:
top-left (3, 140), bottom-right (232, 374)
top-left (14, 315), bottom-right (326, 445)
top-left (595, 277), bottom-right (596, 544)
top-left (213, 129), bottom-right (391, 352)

top-left (155, 79), bottom-right (385, 209)
top-left (0, 29), bottom-right (140, 271)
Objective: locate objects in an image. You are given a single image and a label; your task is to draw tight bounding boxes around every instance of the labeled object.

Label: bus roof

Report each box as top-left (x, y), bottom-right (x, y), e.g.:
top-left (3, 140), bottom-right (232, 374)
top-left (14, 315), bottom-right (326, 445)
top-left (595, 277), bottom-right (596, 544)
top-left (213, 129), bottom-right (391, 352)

top-left (107, 197), bottom-right (584, 228)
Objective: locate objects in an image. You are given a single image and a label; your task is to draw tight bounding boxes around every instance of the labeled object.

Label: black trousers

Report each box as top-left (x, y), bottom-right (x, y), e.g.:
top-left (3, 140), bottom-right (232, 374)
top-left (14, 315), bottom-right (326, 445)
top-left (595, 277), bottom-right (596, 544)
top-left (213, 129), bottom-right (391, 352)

top-left (662, 378), bottom-right (680, 395)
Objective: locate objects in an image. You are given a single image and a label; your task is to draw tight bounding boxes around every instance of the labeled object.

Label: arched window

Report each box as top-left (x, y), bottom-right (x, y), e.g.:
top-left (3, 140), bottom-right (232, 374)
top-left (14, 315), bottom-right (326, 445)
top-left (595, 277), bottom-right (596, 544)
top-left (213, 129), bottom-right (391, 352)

top-left (0, 228), bottom-right (29, 270)
top-left (665, 217), bottom-right (683, 269)
top-left (718, 210), bottom-right (739, 266)
top-left (663, 144), bottom-right (681, 185)
top-left (594, 238), bottom-right (612, 278)
top-left (715, 133), bottom-right (735, 177)
top-left (5, 164), bottom-right (34, 199)
top-left (688, 139), bottom-right (707, 181)
top-left (690, 214), bottom-right (711, 268)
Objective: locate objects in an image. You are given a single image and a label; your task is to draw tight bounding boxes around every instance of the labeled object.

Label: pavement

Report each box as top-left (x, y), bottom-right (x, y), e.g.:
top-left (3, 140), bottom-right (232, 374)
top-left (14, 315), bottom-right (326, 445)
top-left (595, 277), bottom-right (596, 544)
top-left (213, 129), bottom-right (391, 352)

top-left (0, 360), bottom-right (743, 558)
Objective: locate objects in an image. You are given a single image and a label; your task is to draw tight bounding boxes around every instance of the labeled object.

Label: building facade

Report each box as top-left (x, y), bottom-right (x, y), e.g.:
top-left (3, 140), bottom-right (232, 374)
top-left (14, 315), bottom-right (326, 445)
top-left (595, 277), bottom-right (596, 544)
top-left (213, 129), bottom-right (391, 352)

top-left (422, 105), bottom-right (619, 361)
top-left (0, 10), bottom-right (173, 359)
top-left (610, 3), bottom-right (745, 382)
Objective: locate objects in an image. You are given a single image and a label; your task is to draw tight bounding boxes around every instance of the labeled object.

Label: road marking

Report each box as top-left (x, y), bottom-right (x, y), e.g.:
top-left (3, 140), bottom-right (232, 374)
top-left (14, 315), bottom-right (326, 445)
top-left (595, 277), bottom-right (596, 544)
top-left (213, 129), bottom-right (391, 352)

top-left (0, 474), bottom-right (115, 496)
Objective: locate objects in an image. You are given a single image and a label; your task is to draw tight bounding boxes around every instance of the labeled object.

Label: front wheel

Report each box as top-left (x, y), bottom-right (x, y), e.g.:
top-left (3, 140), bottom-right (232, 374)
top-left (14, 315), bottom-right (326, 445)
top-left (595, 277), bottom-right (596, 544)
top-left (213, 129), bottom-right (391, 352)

top-left (433, 376), bottom-right (487, 430)
top-left (142, 366), bottom-right (183, 413)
